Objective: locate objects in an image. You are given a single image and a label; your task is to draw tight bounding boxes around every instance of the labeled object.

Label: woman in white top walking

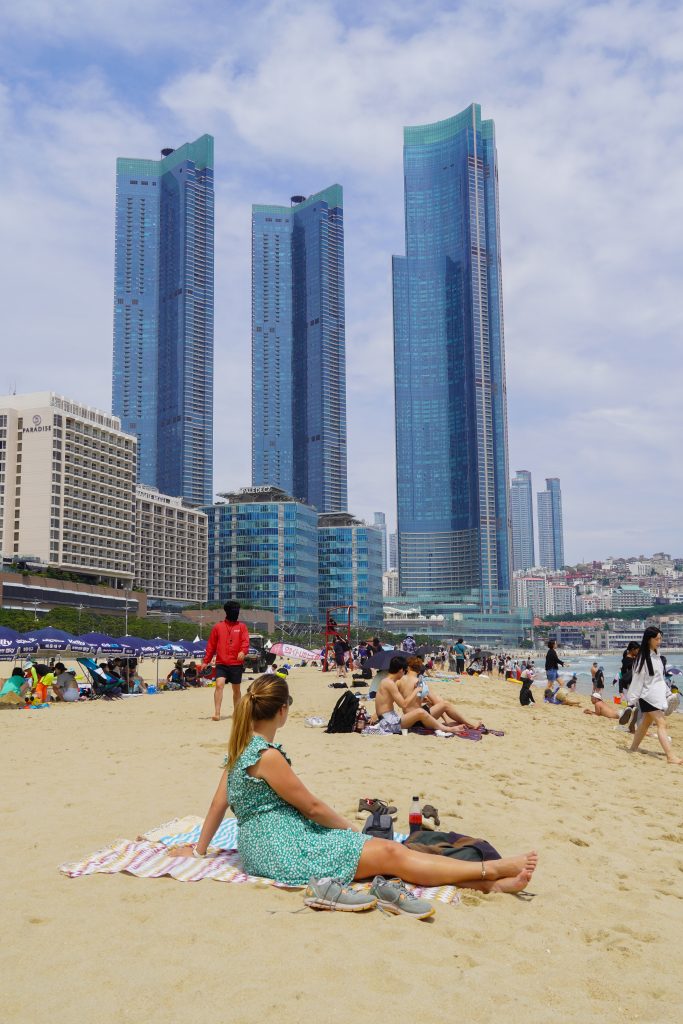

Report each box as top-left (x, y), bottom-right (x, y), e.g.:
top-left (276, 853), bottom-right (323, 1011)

top-left (627, 626), bottom-right (682, 766)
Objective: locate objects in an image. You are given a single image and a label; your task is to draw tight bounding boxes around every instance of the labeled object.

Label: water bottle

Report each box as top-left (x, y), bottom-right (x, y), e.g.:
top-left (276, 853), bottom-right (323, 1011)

top-left (409, 795), bottom-right (422, 834)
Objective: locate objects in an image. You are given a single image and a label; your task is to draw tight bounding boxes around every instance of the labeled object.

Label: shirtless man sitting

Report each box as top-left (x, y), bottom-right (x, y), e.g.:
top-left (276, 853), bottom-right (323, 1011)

top-left (373, 657), bottom-right (465, 734)
top-left (399, 656), bottom-right (482, 730)
top-left (583, 681), bottom-right (620, 719)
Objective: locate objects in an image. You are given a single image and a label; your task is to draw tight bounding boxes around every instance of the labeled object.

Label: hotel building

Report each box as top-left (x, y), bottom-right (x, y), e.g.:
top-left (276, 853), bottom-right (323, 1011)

top-left (0, 392), bottom-right (136, 586)
top-left (135, 485), bottom-right (208, 603)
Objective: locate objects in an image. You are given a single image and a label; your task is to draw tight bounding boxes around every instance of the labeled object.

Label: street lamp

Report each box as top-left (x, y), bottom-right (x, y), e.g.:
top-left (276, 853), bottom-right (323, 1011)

top-left (30, 600), bottom-right (42, 622)
top-left (77, 603), bottom-right (85, 632)
top-left (124, 588), bottom-right (131, 636)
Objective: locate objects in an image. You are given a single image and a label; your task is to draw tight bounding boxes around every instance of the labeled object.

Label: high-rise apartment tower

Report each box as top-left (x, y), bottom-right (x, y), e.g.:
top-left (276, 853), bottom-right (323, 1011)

top-left (510, 470), bottom-right (535, 571)
top-left (392, 104), bottom-right (511, 613)
top-left (251, 187), bottom-right (347, 513)
top-left (112, 135), bottom-right (214, 505)
top-left (537, 478), bottom-right (565, 570)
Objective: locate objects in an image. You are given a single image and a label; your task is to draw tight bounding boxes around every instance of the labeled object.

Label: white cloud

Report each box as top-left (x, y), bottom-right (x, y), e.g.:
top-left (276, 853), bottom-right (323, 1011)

top-left (2, 0), bottom-right (683, 563)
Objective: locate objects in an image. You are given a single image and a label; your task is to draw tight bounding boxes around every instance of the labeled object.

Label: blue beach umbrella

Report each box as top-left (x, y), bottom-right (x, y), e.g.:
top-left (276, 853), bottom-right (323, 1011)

top-left (77, 632), bottom-right (125, 655)
top-left (20, 627), bottom-right (72, 651)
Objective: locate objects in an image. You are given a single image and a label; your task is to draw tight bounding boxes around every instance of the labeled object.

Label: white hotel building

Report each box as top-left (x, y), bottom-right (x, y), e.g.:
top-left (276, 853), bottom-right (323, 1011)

top-left (135, 486), bottom-right (208, 603)
top-left (0, 393), bottom-right (136, 585)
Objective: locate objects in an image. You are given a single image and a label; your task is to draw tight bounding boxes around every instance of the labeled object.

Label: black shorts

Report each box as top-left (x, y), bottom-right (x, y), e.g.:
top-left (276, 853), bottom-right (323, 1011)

top-left (215, 665), bottom-right (244, 685)
top-left (638, 698), bottom-right (659, 714)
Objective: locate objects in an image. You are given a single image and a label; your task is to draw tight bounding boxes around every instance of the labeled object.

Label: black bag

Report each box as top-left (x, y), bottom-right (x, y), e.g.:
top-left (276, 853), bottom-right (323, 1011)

top-left (362, 812), bottom-right (394, 841)
top-left (326, 691), bottom-right (359, 733)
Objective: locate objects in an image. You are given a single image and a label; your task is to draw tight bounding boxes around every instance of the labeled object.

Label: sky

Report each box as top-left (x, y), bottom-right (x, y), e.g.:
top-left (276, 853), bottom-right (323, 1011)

top-left (2, 0), bottom-right (682, 565)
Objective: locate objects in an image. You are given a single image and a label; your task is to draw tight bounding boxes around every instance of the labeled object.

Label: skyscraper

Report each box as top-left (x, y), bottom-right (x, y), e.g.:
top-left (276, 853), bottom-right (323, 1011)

top-left (392, 104), bottom-right (511, 613)
top-left (251, 186), bottom-right (347, 513)
top-left (373, 512), bottom-right (388, 573)
top-left (112, 134), bottom-right (214, 506)
top-left (537, 478), bottom-right (565, 570)
top-left (510, 470), bottom-right (535, 571)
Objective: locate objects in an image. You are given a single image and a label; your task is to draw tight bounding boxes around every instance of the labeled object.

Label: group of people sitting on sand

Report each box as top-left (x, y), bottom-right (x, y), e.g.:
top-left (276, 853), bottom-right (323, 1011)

top-left (367, 655), bottom-right (482, 735)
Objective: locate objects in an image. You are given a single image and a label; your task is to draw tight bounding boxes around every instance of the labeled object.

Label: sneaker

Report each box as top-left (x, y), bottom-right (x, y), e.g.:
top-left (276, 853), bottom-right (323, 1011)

top-left (369, 876), bottom-right (435, 920)
top-left (619, 706), bottom-right (634, 727)
top-left (304, 877), bottom-right (377, 912)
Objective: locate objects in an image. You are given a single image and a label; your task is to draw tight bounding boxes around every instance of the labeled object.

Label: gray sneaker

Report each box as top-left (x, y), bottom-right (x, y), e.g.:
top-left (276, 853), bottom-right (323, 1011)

top-left (304, 877), bottom-right (378, 912)
top-left (369, 876), bottom-right (435, 920)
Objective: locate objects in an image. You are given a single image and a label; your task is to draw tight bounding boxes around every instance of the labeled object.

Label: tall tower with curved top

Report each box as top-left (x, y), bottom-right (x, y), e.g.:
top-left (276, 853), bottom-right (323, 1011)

top-left (392, 104), bottom-right (511, 613)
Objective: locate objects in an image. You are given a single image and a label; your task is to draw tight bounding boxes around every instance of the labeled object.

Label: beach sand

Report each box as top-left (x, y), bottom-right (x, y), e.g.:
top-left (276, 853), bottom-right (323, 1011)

top-left (2, 664), bottom-right (681, 1024)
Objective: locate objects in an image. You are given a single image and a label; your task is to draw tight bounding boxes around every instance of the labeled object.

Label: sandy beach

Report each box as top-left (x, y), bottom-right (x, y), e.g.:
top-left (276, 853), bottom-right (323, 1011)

top-left (3, 663), bottom-right (682, 1024)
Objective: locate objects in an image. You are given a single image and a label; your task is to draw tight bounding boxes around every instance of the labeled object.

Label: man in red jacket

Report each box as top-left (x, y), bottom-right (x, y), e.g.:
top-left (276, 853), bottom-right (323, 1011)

top-left (202, 600), bottom-right (250, 720)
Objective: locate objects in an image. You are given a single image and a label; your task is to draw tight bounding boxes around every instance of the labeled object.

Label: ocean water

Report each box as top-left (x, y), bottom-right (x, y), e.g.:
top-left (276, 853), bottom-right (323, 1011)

top-left (516, 650), bottom-right (683, 710)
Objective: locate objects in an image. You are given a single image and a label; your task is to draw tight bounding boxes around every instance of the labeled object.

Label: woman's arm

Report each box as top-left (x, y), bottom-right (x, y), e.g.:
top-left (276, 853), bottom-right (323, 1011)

top-left (169, 769), bottom-right (229, 857)
top-left (253, 749), bottom-right (358, 831)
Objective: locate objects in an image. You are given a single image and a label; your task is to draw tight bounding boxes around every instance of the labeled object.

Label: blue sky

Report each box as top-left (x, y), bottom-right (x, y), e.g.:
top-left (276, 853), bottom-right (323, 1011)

top-left (2, 0), bottom-right (683, 563)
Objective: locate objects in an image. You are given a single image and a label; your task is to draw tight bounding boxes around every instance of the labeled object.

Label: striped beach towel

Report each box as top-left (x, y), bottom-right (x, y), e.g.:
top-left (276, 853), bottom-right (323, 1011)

top-left (59, 815), bottom-right (460, 905)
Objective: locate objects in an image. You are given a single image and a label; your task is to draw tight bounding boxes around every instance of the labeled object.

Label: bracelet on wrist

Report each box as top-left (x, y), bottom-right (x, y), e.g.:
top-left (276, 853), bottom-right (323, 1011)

top-left (192, 845), bottom-right (207, 858)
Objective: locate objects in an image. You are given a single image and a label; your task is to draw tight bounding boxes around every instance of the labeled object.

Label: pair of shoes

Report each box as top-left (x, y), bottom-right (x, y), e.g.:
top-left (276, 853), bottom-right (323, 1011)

top-left (304, 878), bottom-right (377, 912)
top-left (358, 798), bottom-right (397, 817)
top-left (303, 877), bottom-right (435, 920)
top-left (370, 876), bottom-right (435, 920)
top-left (619, 706), bottom-right (634, 727)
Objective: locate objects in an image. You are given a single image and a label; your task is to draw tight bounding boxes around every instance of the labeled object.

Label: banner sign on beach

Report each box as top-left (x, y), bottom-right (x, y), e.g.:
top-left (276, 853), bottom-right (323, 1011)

top-left (269, 642), bottom-right (319, 662)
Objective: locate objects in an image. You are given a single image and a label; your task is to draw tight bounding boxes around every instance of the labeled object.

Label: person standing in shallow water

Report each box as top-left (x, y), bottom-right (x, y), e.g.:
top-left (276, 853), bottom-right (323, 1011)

top-left (169, 674), bottom-right (539, 893)
top-left (544, 640), bottom-right (563, 683)
top-left (626, 627), bottom-right (683, 766)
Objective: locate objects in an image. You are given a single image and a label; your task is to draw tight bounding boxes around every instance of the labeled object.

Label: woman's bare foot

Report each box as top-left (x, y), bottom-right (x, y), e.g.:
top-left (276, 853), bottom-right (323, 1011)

top-left (491, 867), bottom-right (534, 894)
top-left (666, 756), bottom-right (683, 765)
top-left (489, 852), bottom-right (538, 879)
top-left (212, 715), bottom-right (220, 721)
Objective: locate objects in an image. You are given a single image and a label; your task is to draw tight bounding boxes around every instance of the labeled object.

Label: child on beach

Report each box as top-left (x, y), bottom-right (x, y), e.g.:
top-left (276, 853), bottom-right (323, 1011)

top-left (169, 675), bottom-right (538, 903)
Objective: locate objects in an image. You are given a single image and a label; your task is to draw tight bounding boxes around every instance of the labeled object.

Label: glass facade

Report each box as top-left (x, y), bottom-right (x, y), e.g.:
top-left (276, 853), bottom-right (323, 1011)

top-left (202, 488), bottom-right (318, 621)
top-left (373, 512), bottom-right (388, 572)
top-left (113, 135), bottom-right (214, 506)
top-left (510, 470), bottom-right (535, 571)
top-left (251, 186), bottom-right (347, 513)
top-left (537, 478), bottom-right (565, 570)
top-left (318, 514), bottom-right (383, 625)
top-left (392, 104), bottom-right (511, 614)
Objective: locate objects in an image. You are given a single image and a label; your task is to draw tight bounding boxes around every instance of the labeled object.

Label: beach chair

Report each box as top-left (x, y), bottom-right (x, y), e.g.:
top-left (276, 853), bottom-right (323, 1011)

top-left (76, 658), bottom-right (123, 700)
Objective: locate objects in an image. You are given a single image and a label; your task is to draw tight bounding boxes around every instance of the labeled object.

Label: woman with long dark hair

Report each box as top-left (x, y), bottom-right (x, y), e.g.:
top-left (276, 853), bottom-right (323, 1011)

top-left (170, 675), bottom-right (538, 908)
top-left (626, 627), bottom-right (682, 765)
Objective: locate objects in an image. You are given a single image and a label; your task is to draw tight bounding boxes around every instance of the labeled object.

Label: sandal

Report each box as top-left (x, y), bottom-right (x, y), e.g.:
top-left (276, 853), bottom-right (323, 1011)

top-left (357, 798), bottom-right (397, 817)
top-left (421, 803), bottom-right (440, 827)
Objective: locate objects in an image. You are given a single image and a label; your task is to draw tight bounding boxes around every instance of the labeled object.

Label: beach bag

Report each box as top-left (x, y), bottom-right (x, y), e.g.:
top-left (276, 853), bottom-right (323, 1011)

top-left (362, 812), bottom-right (394, 841)
top-left (326, 691), bottom-right (359, 733)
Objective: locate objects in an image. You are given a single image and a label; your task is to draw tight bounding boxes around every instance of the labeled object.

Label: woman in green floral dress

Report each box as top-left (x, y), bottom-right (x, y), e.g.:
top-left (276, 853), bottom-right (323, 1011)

top-left (170, 676), bottom-right (538, 893)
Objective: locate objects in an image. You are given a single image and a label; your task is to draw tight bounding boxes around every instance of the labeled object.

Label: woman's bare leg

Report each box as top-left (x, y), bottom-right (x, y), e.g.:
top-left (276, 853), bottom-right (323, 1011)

top-left (354, 838), bottom-right (538, 892)
top-left (400, 707), bottom-right (462, 733)
top-left (629, 711), bottom-right (653, 752)
top-left (652, 713), bottom-right (683, 764)
top-left (429, 699), bottom-right (482, 730)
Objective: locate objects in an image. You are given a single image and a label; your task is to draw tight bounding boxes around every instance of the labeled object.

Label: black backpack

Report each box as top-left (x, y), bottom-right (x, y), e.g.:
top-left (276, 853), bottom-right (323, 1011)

top-left (326, 691), bottom-right (359, 733)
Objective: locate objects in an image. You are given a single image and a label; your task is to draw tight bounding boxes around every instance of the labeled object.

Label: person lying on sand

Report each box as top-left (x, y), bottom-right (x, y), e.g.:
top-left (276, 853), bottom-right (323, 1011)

top-left (583, 681), bottom-right (620, 719)
top-left (168, 674), bottom-right (538, 898)
top-left (399, 657), bottom-right (482, 730)
top-left (373, 658), bottom-right (466, 735)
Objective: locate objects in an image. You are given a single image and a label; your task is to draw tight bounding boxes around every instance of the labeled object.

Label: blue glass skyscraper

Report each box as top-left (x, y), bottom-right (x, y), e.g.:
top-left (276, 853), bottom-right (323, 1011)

top-left (392, 104), bottom-right (511, 613)
top-left (112, 135), bottom-right (214, 505)
top-left (537, 478), bottom-right (565, 570)
top-left (251, 187), bottom-right (347, 513)
top-left (510, 470), bottom-right (535, 571)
